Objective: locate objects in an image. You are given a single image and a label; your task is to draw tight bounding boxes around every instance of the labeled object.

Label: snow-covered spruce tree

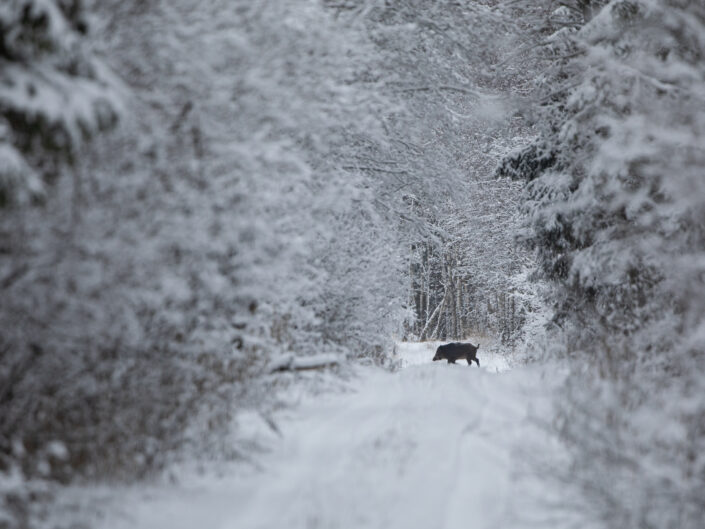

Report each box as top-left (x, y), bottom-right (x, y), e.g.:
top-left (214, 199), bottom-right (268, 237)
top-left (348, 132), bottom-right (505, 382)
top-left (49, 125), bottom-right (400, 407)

top-left (0, 0), bottom-right (119, 205)
top-left (500, 1), bottom-right (705, 526)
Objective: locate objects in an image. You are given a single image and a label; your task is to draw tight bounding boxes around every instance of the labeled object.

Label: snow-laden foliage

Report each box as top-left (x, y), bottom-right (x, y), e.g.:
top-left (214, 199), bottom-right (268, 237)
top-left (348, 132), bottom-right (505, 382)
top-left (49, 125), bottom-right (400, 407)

top-left (0, 1), bottom-right (411, 511)
top-left (354, 0), bottom-right (546, 346)
top-left (0, 0), bottom-right (120, 206)
top-left (501, 1), bottom-right (705, 526)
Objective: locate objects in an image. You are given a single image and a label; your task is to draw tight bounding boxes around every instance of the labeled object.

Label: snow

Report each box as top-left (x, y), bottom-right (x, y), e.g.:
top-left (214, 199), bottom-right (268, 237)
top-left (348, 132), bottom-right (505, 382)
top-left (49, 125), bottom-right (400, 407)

top-left (393, 340), bottom-right (510, 372)
top-left (78, 343), bottom-right (568, 529)
top-left (45, 440), bottom-right (68, 461)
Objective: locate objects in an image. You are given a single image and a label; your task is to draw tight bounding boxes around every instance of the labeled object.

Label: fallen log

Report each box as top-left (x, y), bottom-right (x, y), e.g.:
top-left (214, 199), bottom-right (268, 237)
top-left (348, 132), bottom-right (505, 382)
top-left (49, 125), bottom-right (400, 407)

top-left (268, 353), bottom-right (342, 373)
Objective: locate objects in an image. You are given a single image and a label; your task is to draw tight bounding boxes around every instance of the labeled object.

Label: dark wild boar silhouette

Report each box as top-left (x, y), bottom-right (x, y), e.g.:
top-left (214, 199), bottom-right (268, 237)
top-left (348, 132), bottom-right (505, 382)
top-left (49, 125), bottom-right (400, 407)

top-left (433, 342), bottom-right (480, 367)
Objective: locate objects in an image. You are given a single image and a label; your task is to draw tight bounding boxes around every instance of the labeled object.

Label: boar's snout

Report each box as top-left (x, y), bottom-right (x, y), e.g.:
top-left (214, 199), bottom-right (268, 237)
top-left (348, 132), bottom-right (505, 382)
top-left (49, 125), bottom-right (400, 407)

top-left (432, 348), bottom-right (442, 361)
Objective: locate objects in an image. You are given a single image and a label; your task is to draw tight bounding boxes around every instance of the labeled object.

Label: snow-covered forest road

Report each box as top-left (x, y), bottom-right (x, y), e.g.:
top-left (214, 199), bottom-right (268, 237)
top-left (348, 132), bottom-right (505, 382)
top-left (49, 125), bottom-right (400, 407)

top-left (94, 343), bottom-right (566, 529)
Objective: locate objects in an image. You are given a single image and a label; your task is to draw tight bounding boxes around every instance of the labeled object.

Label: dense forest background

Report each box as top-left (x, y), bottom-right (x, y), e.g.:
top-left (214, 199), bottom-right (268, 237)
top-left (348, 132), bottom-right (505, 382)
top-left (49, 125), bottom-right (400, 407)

top-left (1, 1), bottom-right (704, 528)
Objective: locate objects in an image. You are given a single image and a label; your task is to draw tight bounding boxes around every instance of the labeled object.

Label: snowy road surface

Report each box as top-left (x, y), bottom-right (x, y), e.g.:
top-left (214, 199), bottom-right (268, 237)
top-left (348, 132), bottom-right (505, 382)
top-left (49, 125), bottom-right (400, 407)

top-left (95, 342), bottom-right (565, 529)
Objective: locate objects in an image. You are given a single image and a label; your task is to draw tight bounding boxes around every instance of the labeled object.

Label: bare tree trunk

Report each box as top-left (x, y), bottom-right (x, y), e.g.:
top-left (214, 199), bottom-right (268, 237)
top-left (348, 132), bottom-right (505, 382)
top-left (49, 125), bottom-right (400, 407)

top-left (510, 294), bottom-right (516, 341)
top-left (420, 249), bottom-right (428, 336)
top-left (432, 310), bottom-right (443, 341)
top-left (461, 283), bottom-right (468, 338)
top-left (410, 246), bottom-right (418, 335)
top-left (420, 288), bottom-right (448, 341)
top-left (425, 284), bottom-right (430, 329)
top-left (441, 260), bottom-right (449, 340)
top-left (455, 277), bottom-right (463, 339)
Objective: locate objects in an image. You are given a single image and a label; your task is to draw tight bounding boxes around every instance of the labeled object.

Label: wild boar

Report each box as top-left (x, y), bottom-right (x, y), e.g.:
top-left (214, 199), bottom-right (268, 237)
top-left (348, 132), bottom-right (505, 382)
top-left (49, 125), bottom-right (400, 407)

top-left (432, 342), bottom-right (480, 367)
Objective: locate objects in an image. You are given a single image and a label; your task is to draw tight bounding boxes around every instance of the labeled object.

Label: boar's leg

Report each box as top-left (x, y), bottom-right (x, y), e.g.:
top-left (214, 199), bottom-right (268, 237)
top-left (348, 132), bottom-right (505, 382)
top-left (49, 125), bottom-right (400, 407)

top-left (466, 353), bottom-right (480, 367)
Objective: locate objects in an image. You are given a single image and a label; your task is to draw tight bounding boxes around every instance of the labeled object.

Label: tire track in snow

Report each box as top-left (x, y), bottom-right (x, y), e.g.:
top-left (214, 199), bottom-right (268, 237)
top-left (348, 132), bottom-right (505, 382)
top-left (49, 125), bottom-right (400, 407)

top-left (440, 374), bottom-right (489, 529)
